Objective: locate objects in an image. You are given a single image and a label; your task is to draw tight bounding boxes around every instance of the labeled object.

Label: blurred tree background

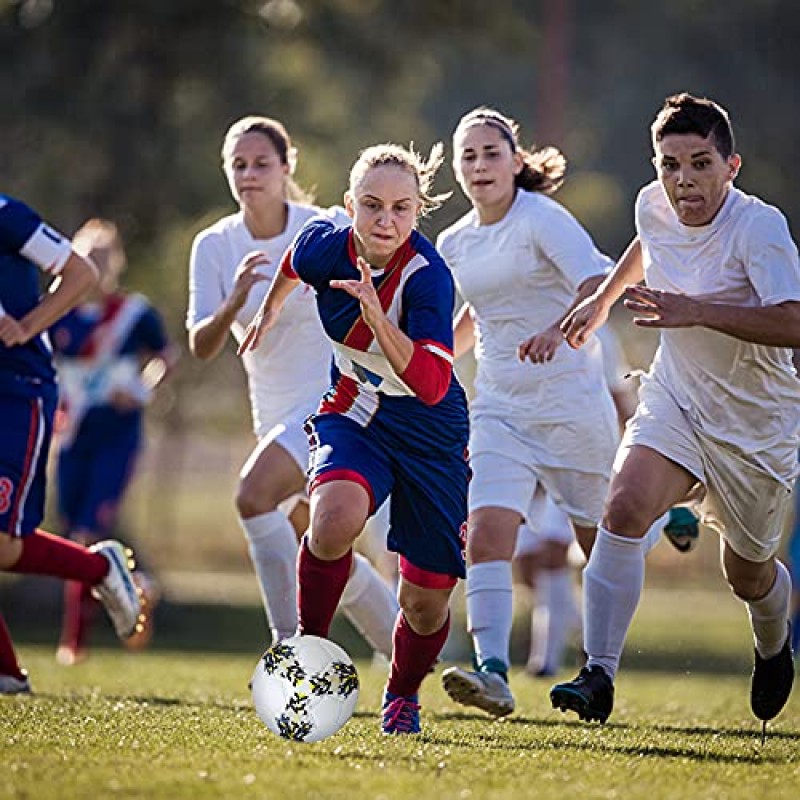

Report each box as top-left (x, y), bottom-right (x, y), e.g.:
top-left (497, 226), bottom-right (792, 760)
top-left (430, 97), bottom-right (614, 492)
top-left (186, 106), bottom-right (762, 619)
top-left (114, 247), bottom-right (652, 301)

top-left (2, 0), bottom-right (798, 575)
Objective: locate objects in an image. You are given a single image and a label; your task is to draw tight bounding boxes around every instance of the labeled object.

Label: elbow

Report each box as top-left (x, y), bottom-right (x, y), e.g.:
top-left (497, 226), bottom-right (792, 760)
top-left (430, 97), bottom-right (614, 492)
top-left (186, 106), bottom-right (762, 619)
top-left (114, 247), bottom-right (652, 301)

top-left (415, 383), bottom-right (450, 406)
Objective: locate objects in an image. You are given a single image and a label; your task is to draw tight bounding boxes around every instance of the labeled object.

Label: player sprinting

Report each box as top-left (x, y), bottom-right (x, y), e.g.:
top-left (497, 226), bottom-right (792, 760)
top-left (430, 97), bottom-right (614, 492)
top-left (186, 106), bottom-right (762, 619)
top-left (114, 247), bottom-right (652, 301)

top-left (240, 142), bottom-right (470, 735)
top-left (0, 195), bottom-right (141, 694)
top-left (187, 116), bottom-right (398, 656)
top-left (435, 107), bottom-right (668, 718)
top-left (50, 218), bottom-right (177, 665)
top-left (554, 93), bottom-right (798, 730)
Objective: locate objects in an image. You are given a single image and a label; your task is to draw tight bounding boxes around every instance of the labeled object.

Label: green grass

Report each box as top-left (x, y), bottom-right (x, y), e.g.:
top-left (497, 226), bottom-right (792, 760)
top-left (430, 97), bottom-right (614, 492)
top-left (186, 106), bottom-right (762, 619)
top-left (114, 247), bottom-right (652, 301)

top-left (2, 584), bottom-right (799, 800)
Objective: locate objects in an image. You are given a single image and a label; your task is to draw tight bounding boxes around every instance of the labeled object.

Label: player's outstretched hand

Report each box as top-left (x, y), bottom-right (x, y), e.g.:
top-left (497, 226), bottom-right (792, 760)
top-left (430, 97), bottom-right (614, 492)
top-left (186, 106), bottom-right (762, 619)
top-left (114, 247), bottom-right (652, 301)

top-left (237, 306), bottom-right (279, 355)
top-left (560, 296), bottom-right (609, 349)
top-left (330, 256), bottom-right (385, 330)
top-left (518, 323), bottom-right (564, 363)
top-left (624, 285), bottom-right (701, 329)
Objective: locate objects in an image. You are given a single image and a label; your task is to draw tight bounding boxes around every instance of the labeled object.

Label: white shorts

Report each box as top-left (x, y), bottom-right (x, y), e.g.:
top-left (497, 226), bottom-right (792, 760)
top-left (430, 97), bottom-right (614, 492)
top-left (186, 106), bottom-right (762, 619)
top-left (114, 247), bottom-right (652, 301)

top-left (468, 407), bottom-right (618, 529)
top-left (620, 375), bottom-right (795, 562)
top-left (514, 492), bottom-right (574, 556)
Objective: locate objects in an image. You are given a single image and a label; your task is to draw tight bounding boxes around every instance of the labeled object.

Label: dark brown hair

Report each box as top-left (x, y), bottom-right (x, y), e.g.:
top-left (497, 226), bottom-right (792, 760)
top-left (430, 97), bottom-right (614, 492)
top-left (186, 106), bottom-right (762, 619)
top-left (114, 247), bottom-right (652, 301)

top-left (651, 93), bottom-right (735, 159)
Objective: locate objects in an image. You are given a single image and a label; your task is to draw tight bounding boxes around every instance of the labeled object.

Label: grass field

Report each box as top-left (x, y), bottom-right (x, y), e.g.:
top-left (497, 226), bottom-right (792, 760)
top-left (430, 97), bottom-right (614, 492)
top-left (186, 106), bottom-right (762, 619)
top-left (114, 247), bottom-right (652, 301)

top-left (2, 584), bottom-right (798, 799)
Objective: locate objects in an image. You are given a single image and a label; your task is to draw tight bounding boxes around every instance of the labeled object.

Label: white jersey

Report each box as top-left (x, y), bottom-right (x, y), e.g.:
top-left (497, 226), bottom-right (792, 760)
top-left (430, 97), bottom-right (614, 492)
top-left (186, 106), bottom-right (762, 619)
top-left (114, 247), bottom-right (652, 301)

top-left (637, 181), bottom-right (800, 466)
top-left (437, 188), bottom-right (613, 421)
top-left (186, 204), bottom-right (349, 436)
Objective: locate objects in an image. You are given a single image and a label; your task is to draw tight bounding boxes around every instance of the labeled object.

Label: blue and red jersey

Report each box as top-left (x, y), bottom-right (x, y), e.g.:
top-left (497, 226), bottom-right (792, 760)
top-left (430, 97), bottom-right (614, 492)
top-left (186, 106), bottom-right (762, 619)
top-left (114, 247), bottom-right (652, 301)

top-left (0, 195), bottom-right (73, 395)
top-left (284, 217), bottom-right (468, 454)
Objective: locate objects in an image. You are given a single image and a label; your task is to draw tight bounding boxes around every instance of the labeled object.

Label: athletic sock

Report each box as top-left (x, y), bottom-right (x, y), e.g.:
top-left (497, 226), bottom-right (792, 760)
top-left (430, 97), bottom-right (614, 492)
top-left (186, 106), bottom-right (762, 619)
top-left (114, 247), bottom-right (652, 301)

top-left (8, 529), bottom-right (107, 584)
top-left (297, 537), bottom-right (352, 638)
top-left (584, 526), bottom-right (645, 681)
top-left (743, 559), bottom-right (792, 659)
top-left (0, 614), bottom-right (24, 680)
top-left (642, 511), bottom-right (670, 555)
top-left (465, 560), bottom-right (513, 672)
top-left (59, 581), bottom-right (96, 655)
top-left (339, 553), bottom-right (399, 660)
top-left (386, 612), bottom-right (450, 698)
top-left (529, 566), bottom-right (579, 674)
top-left (240, 510), bottom-right (299, 643)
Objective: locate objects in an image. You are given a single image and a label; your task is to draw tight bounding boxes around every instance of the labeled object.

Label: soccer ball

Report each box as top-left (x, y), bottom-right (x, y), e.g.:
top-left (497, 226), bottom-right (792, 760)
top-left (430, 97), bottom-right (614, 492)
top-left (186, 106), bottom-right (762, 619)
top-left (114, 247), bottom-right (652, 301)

top-left (251, 635), bottom-right (360, 743)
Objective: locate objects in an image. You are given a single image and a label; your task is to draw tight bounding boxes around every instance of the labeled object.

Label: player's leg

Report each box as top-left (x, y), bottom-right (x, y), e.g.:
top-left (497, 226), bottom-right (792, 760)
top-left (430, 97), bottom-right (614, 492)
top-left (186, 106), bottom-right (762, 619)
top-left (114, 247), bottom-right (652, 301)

top-left (383, 574), bottom-right (453, 734)
top-left (0, 394), bottom-right (140, 665)
top-left (551, 444), bottom-right (696, 723)
top-left (722, 542), bottom-right (794, 723)
top-left (789, 482), bottom-right (800, 654)
top-left (236, 434), bottom-right (307, 644)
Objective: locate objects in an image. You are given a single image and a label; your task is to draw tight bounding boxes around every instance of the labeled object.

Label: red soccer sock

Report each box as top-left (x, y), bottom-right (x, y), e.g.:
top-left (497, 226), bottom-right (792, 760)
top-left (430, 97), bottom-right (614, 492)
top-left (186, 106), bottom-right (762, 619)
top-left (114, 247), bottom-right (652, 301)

top-left (59, 580), bottom-right (97, 654)
top-left (8, 529), bottom-right (108, 584)
top-left (0, 614), bottom-right (24, 680)
top-left (297, 538), bottom-right (352, 638)
top-left (386, 612), bottom-right (450, 698)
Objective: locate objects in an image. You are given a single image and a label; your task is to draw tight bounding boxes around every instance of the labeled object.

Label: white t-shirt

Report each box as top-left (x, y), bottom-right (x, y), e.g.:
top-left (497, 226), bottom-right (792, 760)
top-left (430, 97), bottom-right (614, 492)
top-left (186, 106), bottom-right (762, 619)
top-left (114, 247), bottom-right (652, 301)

top-left (637, 181), bottom-right (800, 456)
top-left (437, 189), bottom-right (613, 421)
top-left (186, 204), bottom-right (349, 436)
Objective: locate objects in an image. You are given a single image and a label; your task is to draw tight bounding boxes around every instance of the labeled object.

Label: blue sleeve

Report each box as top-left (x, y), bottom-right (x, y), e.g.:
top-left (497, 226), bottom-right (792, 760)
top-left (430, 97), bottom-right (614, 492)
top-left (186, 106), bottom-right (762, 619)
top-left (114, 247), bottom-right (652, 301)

top-left (291, 217), bottom-right (343, 289)
top-left (402, 258), bottom-right (456, 352)
top-left (0, 195), bottom-right (41, 255)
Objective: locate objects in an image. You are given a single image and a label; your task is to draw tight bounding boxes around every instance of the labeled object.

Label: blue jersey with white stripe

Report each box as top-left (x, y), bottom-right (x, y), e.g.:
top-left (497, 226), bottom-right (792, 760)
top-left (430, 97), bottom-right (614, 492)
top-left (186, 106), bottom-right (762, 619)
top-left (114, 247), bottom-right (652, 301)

top-left (0, 195), bottom-right (72, 394)
top-left (290, 218), bottom-right (468, 454)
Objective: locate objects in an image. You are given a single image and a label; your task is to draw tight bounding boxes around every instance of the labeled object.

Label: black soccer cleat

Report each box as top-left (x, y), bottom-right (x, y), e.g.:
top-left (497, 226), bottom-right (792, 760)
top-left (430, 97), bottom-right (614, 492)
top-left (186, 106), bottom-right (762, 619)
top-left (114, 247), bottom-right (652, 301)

top-left (751, 628), bottom-right (794, 723)
top-left (550, 665), bottom-right (614, 724)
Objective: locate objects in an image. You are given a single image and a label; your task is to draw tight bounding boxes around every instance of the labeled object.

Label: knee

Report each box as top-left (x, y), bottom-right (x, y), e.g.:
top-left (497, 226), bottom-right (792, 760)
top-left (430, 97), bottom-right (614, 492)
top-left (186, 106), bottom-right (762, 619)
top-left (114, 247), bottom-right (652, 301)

top-left (235, 475), bottom-right (277, 518)
top-left (603, 491), bottom-right (654, 538)
top-left (725, 562), bottom-right (775, 602)
top-left (309, 504), bottom-right (363, 558)
top-left (466, 523), bottom-right (507, 564)
top-left (399, 593), bottom-right (447, 635)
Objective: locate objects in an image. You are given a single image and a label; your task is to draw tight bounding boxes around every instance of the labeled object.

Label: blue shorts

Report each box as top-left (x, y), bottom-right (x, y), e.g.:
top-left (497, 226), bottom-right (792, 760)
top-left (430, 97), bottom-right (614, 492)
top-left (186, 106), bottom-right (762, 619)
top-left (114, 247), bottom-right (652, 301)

top-left (306, 413), bottom-right (469, 581)
top-left (57, 422), bottom-right (140, 538)
top-left (0, 391), bottom-right (56, 537)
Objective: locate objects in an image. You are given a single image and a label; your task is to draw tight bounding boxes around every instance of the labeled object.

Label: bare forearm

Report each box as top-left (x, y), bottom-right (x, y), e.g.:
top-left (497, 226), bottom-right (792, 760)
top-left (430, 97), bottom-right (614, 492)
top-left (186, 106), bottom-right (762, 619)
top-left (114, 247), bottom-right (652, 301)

top-left (189, 301), bottom-right (240, 360)
top-left (20, 253), bottom-right (96, 341)
top-left (696, 301), bottom-right (800, 346)
top-left (598, 238), bottom-right (644, 308)
top-left (453, 303), bottom-right (476, 359)
top-left (370, 317), bottom-right (415, 375)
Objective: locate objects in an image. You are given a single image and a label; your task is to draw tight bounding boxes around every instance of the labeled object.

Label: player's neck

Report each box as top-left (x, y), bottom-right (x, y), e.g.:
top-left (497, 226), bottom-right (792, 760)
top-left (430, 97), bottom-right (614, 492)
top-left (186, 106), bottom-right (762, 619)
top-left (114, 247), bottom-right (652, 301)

top-left (243, 202), bottom-right (289, 240)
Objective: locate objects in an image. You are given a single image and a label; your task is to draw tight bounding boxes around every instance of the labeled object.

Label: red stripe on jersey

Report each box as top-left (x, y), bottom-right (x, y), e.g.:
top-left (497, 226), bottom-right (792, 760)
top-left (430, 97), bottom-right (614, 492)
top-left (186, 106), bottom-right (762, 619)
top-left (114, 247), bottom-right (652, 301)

top-left (399, 556), bottom-right (458, 589)
top-left (310, 468), bottom-right (375, 512)
top-left (280, 247), bottom-right (298, 280)
top-left (79, 294), bottom-right (126, 357)
top-left (318, 374), bottom-right (359, 415)
top-left (343, 232), bottom-right (415, 351)
top-left (9, 398), bottom-right (40, 535)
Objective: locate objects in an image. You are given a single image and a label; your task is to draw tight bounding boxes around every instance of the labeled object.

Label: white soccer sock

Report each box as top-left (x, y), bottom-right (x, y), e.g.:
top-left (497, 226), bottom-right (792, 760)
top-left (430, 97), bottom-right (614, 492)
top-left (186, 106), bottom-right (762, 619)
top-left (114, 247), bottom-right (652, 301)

top-left (642, 511), bottom-right (670, 555)
top-left (466, 560), bottom-right (513, 670)
top-left (339, 553), bottom-right (399, 660)
top-left (584, 527), bottom-right (646, 681)
top-left (240, 510), bottom-right (299, 643)
top-left (528, 567), bottom-right (579, 674)
top-left (744, 559), bottom-right (792, 659)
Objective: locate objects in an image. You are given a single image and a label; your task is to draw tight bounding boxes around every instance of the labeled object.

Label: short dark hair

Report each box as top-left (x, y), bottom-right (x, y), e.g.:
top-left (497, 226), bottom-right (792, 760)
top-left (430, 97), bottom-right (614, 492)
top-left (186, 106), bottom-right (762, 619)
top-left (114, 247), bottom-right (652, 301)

top-left (651, 93), bottom-right (735, 159)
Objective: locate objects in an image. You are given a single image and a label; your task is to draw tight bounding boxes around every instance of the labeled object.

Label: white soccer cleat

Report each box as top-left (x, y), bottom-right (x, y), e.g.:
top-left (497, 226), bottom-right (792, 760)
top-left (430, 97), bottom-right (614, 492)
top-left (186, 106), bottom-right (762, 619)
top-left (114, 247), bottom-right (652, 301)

top-left (441, 666), bottom-right (516, 717)
top-left (0, 672), bottom-right (32, 695)
top-left (90, 540), bottom-right (143, 639)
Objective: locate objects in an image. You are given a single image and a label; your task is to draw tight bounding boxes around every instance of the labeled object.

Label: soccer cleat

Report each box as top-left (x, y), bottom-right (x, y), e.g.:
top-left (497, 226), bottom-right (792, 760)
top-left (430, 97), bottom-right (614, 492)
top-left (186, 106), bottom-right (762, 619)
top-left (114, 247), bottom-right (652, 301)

top-left (89, 540), bottom-right (142, 639)
top-left (441, 665), bottom-right (515, 717)
top-left (550, 665), bottom-right (614, 723)
top-left (123, 573), bottom-right (161, 652)
top-left (381, 691), bottom-right (421, 734)
top-left (751, 628), bottom-right (794, 723)
top-left (0, 672), bottom-right (32, 695)
top-left (662, 506), bottom-right (700, 553)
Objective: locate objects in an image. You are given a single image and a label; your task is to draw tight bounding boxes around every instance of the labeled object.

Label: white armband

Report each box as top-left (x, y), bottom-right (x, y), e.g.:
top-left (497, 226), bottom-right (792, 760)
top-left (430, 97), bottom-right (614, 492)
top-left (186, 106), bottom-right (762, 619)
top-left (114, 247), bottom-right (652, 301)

top-left (20, 223), bottom-right (72, 275)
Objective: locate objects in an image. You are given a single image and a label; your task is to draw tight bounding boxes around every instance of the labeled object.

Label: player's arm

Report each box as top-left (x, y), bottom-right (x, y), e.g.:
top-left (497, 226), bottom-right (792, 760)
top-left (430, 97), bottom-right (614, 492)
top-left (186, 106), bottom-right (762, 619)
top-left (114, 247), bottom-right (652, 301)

top-left (626, 292), bottom-right (800, 346)
top-left (0, 251), bottom-right (97, 346)
top-left (561, 237), bottom-right (644, 349)
top-left (238, 253), bottom-right (300, 354)
top-left (189, 250), bottom-right (270, 361)
top-left (453, 303), bottom-right (476, 359)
